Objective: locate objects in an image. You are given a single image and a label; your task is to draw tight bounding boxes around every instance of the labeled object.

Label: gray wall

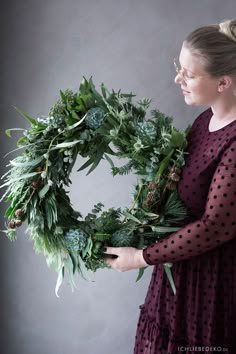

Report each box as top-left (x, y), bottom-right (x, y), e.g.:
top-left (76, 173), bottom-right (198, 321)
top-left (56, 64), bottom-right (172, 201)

top-left (0, 1), bottom-right (235, 353)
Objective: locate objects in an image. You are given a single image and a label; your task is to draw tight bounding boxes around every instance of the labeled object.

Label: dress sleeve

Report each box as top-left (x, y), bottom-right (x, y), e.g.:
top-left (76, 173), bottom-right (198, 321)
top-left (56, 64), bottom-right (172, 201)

top-left (143, 139), bottom-right (236, 265)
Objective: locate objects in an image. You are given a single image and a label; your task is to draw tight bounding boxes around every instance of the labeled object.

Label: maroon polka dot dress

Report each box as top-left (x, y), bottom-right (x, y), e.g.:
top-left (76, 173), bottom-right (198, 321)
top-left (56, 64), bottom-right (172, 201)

top-left (134, 108), bottom-right (236, 354)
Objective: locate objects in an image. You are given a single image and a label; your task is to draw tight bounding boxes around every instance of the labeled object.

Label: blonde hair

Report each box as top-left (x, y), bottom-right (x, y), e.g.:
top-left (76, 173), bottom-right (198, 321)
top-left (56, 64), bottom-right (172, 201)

top-left (219, 19), bottom-right (236, 41)
top-left (184, 19), bottom-right (236, 79)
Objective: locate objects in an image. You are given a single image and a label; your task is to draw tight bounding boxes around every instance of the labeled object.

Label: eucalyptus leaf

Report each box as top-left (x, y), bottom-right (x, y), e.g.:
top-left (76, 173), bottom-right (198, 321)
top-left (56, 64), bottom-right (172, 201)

top-left (77, 158), bottom-right (94, 172)
top-left (122, 211), bottom-right (142, 224)
top-left (151, 226), bottom-right (180, 233)
top-left (52, 140), bottom-right (81, 149)
top-left (78, 254), bottom-right (90, 280)
top-left (104, 154), bottom-right (115, 169)
top-left (67, 113), bottom-right (87, 130)
top-left (136, 267), bottom-right (148, 282)
top-left (39, 184), bottom-right (50, 199)
top-left (64, 255), bottom-right (77, 291)
top-left (55, 264), bottom-right (64, 298)
top-left (164, 263), bottom-right (176, 295)
top-left (82, 237), bottom-right (93, 258)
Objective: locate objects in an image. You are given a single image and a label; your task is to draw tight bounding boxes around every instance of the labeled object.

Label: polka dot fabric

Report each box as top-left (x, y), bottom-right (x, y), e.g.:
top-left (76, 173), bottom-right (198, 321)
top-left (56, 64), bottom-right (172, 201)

top-left (134, 108), bottom-right (236, 353)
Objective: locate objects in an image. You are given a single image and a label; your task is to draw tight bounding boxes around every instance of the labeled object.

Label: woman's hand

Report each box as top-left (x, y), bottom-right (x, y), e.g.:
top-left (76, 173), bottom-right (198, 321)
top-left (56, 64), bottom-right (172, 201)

top-left (103, 247), bottom-right (149, 272)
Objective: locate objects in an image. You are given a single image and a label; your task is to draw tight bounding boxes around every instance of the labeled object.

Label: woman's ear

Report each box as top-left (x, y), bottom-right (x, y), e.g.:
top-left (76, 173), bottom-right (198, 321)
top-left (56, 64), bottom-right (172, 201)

top-left (218, 76), bottom-right (233, 92)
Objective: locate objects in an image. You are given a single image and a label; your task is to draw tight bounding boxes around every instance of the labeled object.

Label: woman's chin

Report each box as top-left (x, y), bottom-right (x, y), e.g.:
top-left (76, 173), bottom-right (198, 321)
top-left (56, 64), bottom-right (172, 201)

top-left (184, 96), bottom-right (194, 105)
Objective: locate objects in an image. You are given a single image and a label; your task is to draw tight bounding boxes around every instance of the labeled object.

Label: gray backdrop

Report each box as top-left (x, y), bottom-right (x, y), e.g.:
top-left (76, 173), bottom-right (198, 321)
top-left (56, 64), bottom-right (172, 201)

top-left (0, 1), bottom-right (235, 353)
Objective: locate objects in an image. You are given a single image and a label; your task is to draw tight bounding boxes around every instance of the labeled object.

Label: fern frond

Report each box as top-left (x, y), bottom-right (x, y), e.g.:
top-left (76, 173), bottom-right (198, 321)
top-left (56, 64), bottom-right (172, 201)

top-left (162, 191), bottom-right (187, 223)
top-left (112, 160), bottom-right (134, 176)
top-left (94, 233), bottom-right (111, 242)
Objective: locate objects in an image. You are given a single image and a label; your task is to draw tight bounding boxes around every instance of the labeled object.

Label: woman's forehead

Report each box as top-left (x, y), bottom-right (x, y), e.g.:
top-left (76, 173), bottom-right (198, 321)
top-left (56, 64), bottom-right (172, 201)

top-left (179, 45), bottom-right (207, 73)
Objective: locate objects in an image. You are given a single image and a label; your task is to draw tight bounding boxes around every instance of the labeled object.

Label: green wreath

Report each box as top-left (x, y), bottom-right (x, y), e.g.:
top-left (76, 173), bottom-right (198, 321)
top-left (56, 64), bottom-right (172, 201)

top-left (0, 77), bottom-right (189, 295)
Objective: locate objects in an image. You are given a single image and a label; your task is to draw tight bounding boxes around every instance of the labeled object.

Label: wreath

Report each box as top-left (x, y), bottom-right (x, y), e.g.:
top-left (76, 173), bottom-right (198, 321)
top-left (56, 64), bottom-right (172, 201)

top-left (0, 77), bottom-right (189, 295)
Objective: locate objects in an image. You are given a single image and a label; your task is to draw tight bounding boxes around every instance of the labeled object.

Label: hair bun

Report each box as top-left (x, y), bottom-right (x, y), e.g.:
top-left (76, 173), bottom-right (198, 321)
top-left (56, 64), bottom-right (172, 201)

top-left (219, 19), bottom-right (236, 42)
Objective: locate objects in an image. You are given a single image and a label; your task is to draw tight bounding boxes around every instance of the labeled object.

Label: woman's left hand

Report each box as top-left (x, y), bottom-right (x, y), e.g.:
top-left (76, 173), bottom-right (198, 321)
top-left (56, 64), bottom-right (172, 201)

top-left (103, 247), bottom-right (149, 272)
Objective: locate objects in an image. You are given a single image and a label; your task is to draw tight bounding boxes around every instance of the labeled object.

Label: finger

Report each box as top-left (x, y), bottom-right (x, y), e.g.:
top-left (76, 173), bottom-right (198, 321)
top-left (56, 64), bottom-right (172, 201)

top-left (104, 256), bottom-right (118, 268)
top-left (103, 246), bottom-right (120, 256)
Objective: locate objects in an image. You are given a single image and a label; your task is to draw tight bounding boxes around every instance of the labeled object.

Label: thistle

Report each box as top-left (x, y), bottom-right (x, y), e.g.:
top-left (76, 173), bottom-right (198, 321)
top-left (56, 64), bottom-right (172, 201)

top-left (85, 107), bottom-right (106, 129)
top-left (136, 121), bottom-right (157, 142)
top-left (111, 229), bottom-right (138, 247)
top-left (64, 229), bottom-right (88, 253)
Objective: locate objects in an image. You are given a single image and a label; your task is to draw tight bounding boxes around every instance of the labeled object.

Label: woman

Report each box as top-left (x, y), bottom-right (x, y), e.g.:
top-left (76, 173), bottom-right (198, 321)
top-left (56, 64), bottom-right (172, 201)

top-left (104, 19), bottom-right (236, 353)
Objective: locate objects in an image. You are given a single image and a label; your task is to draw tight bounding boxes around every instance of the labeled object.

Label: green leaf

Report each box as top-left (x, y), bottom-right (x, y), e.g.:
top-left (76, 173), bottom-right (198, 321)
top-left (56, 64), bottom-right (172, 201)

top-left (104, 154), bottom-right (115, 169)
top-left (101, 83), bottom-right (108, 98)
top-left (71, 111), bottom-right (80, 120)
top-left (39, 184), bottom-right (50, 199)
top-left (53, 140), bottom-right (80, 149)
top-left (67, 113), bottom-right (87, 130)
top-left (170, 128), bottom-right (187, 148)
top-left (94, 233), bottom-right (111, 242)
top-left (142, 211), bottom-right (159, 218)
top-left (87, 159), bottom-right (101, 175)
top-left (77, 158), bottom-right (94, 172)
top-left (151, 226), bottom-right (180, 233)
top-left (10, 155), bottom-right (44, 167)
top-left (0, 172), bottom-right (38, 188)
top-left (14, 107), bottom-right (37, 125)
top-left (4, 143), bottom-right (37, 158)
top-left (136, 267), bottom-right (148, 282)
top-left (5, 129), bottom-right (12, 137)
top-left (55, 264), bottom-right (64, 298)
top-left (86, 149), bottom-right (106, 175)
top-left (82, 237), bottom-right (93, 258)
top-left (155, 149), bottom-right (174, 178)
top-left (122, 211), bottom-right (142, 224)
top-left (164, 263), bottom-right (176, 295)
top-left (5, 128), bottom-right (26, 138)
top-left (64, 255), bottom-right (77, 292)
top-left (17, 136), bottom-right (28, 147)
top-left (77, 254), bottom-right (89, 279)
top-left (1, 229), bottom-right (17, 241)
top-left (4, 206), bottom-right (14, 218)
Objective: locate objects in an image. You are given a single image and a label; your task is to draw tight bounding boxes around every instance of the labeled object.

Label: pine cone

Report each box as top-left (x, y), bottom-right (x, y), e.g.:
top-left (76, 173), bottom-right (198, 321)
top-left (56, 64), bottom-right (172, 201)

top-left (8, 220), bottom-right (16, 229)
top-left (168, 166), bottom-right (182, 182)
top-left (146, 191), bottom-right (156, 202)
top-left (31, 181), bottom-right (39, 189)
top-left (172, 166), bottom-right (181, 175)
top-left (31, 180), bottom-right (44, 189)
top-left (148, 182), bottom-right (158, 190)
top-left (168, 172), bottom-right (180, 182)
top-left (15, 209), bottom-right (24, 218)
top-left (15, 220), bottom-right (22, 227)
top-left (142, 191), bottom-right (156, 208)
top-left (166, 181), bottom-right (177, 190)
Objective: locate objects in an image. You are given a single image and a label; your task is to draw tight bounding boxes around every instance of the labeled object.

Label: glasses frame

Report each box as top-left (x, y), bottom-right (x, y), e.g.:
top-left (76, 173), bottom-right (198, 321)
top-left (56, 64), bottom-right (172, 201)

top-left (173, 58), bottom-right (207, 81)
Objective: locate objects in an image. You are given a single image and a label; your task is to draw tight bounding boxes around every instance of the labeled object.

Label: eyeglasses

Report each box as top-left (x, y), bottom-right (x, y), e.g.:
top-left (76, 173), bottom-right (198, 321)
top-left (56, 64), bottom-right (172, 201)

top-left (174, 58), bottom-right (196, 81)
top-left (173, 58), bottom-right (207, 81)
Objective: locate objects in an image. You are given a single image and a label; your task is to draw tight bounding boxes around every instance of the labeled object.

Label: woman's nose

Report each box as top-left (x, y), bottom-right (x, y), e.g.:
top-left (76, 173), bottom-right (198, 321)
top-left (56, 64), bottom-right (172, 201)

top-left (174, 73), bottom-right (183, 84)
